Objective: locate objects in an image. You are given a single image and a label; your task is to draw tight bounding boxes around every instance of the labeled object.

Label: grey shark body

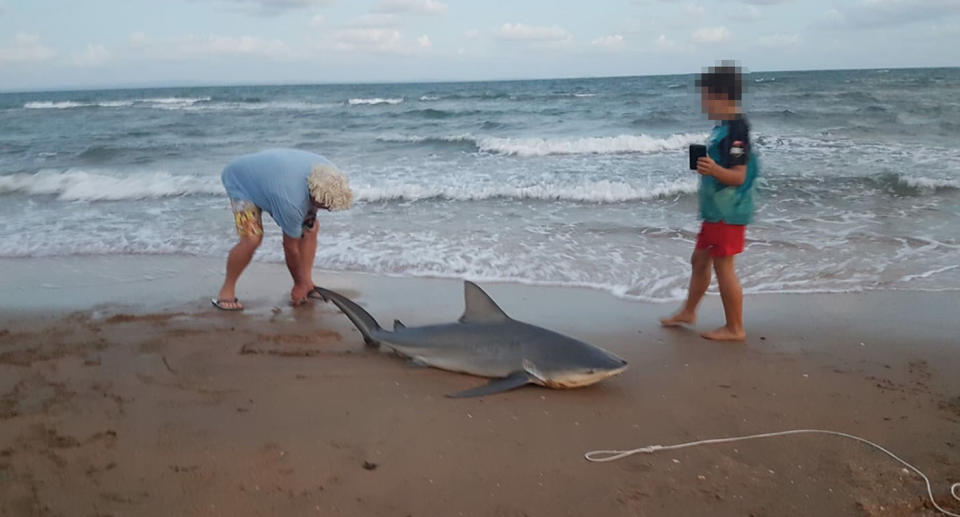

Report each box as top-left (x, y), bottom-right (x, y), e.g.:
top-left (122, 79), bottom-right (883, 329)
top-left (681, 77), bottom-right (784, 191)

top-left (314, 281), bottom-right (627, 398)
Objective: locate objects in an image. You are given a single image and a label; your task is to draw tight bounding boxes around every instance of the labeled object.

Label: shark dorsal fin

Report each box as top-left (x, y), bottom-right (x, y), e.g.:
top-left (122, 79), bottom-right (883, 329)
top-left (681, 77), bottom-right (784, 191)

top-left (393, 319), bottom-right (406, 330)
top-left (459, 281), bottom-right (510, 324)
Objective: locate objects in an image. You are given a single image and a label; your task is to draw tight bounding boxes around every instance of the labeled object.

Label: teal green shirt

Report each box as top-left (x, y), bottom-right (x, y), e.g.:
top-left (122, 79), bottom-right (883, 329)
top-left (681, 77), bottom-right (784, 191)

top-left (698, 117), bottom-right (759, 225)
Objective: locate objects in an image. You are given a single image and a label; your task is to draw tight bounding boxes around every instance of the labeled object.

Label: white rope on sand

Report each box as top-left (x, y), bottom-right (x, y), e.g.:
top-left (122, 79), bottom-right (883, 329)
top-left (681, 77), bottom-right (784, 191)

top-left (585, 429), bottom-right (960, 517)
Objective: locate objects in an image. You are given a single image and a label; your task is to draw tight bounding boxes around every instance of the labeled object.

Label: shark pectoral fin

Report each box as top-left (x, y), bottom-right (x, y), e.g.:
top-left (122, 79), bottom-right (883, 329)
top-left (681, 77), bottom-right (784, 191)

top-left (446, 371), bottom-right (533, 398)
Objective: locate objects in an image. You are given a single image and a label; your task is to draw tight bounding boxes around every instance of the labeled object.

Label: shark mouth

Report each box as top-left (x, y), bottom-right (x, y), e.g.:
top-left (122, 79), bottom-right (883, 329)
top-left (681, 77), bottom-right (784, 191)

top-left (539, 365), bottom-right (628, 389)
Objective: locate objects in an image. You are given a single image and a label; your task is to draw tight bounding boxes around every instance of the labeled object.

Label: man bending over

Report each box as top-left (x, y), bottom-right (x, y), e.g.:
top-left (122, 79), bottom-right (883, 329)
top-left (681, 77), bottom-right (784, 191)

top-left (213, 148), bottom-right (353, 310)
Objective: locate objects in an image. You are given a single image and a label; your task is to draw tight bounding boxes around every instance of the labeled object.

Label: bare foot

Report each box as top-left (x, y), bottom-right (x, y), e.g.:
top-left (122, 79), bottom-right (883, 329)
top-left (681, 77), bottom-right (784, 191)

top-left (660, 311), bottom-right (696, 327)
top-left (291, 284), bottom-right (312, 306)
top-left (701, 326), bottom-right (746, 341)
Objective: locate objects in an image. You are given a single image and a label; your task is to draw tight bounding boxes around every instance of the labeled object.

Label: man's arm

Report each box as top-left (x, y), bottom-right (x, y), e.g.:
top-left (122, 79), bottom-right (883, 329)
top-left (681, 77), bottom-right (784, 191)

top-left (282, 234), bottom-right (307, 286)
top-left (697, 158), bottom-right (746, 186)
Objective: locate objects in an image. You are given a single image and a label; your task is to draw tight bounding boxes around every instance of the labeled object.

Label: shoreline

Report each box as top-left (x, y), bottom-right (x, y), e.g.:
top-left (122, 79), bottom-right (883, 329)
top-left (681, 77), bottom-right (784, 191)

top-left (1, 255), bottom-right (959, 516)
top-left (2, 254), bottom-right (958, 314)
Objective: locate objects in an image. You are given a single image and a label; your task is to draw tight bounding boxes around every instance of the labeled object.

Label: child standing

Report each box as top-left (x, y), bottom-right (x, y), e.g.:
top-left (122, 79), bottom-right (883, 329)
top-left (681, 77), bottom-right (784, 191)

top-left (661, 63), bottom-right (759, 341)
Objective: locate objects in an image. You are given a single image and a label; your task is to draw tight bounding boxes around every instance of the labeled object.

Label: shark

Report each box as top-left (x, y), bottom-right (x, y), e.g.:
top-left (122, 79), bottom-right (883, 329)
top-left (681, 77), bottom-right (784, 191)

top-left (313, 281), bottom-right (628, 398)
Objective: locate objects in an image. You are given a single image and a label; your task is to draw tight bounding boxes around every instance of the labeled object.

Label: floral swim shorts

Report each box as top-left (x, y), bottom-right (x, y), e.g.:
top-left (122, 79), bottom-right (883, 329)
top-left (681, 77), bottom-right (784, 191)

top-left (230, 199), bottom-right (263, 238)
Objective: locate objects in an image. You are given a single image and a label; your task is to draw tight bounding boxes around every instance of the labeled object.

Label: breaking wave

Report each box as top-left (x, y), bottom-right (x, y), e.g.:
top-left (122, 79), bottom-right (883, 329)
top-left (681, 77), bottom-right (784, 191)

top-left (896, 175), bottom-right (960, 192)
top-left (347, 97), bottom-right (404, 106)
top-left (353, 179), bottom-right (698, 203)
top-left (377, 133), bottom-right (706, 156)
top-left (0, 169), bottom-right (222, 201)
top-left (23, 97), bottom-right (210, 109)
top-left (0, 168), bottom-right (697, 204)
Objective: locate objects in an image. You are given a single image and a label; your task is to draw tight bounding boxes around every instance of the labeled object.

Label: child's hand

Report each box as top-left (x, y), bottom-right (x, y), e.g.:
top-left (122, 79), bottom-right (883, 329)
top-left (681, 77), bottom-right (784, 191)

top-left (696, 156), bottom-right (719, 176)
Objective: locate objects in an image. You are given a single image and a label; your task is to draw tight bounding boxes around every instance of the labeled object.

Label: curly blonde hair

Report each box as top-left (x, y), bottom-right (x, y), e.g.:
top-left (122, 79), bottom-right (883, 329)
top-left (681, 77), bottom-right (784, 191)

top-left (307, 164), bottom-right (353, 211)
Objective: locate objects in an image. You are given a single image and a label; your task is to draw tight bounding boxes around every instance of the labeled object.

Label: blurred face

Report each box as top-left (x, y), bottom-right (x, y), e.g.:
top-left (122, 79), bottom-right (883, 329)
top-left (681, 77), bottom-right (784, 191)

top-left (700, 88), bottom-right (737, 120)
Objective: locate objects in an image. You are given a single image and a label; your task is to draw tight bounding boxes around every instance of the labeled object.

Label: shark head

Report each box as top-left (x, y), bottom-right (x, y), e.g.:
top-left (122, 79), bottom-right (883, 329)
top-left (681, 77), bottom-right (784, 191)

top-left (522, 333), bottom-right (628, 389)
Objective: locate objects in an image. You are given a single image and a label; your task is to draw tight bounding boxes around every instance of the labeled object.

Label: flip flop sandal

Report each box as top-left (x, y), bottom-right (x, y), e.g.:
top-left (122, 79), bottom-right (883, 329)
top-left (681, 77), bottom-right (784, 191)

top-left (211, 298), bottom-right (243, 311)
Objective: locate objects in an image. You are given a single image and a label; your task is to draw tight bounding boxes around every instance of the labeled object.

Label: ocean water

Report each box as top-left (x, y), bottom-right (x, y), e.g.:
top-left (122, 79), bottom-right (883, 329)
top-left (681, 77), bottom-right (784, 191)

top-left (1, 68), bottom-right (958, 302)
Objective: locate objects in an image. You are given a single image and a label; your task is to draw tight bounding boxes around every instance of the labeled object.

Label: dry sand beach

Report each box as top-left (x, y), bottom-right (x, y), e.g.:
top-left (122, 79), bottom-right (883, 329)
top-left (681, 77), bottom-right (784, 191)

top-left (1, 256), bottom-right (959, 516)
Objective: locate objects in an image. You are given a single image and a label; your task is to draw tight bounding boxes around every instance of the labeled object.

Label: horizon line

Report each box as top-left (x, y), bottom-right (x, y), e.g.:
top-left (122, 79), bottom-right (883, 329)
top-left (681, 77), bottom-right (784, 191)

top-left (1, 65), bottom-right (956, 95)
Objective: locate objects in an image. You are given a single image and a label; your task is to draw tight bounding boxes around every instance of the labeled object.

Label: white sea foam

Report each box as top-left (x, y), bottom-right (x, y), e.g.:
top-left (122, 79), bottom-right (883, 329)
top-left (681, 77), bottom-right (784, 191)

top-left (24, 97), bottom-right (209, 110)
top-left (419, 95), bottom-right (440, 101)
top-left (376, 132), bottom-right (706, 156)
top-left (347, 97), bottom-right (404, 105)
top-left (157, 100), bottom-right (338, 112)
top-left (139, 97), bottom-right (211, 105)
top-left (25, 101), bottom-right (98, 109)
top-left (476, 133), bottom-right (706, 157)
top-left (352, 179), bottom-right (698, 203)
top-left (0, 169), bottom-right (222, 201)
top-left (376, 134), bottom-right (475, 144)
top-left (898, 175), bottom-right (960, 191)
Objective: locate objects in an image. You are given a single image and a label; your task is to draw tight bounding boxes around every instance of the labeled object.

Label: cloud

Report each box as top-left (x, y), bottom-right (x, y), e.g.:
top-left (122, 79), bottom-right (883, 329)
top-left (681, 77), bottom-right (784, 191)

top-left (375, 0), bottom-right (447, 15)
top-left (129, 33), bottom-right (293, 60)
top-left (323, 10), bottom-right (432, 55)
top-left (465, 29), bottom-right (480, 39)
top-left (178, 35), bottom-right (291, 57)
top-left (742, 5), bottom-right (762, 20)
top-left (309, 14), bottom-right (324, 27)
top-left (497, 23), bottom-right (570, 42)
top-left (347, 13), bottom-right (399, 28)
top-left (73, 44), bottom-right (110, 66)
top-left (818, 0), bottom-right (960, 29)
top-left (129, 32), bottom-right (147, 45)
top-left (692, 26), bottom-right (731, 43)
top-left (0, 33), bottom-right (57, 64)
top-left (330, 28), bottom-right (429, 55)
top-left (655, 33), bottom-right (689, 52)
top-left (684, 3), bottom-right (706, 17)
top-left (591, 34), bottom-right (625, 50)
top-left (215, 0), bottom-right (336, 15)
top-left (335, 28), bottom-right (402, 49)
top-left (930, 22), bottom-right (960, 35)
top-left (755, 33), bottom-right (800, 47)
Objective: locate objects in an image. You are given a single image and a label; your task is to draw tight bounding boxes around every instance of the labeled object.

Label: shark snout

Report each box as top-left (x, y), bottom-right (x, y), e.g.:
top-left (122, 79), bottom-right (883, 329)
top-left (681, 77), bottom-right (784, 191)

top-left (585, 357), bottom-right (627, 374)
top-left (540, 353), bottom-right (628, 389)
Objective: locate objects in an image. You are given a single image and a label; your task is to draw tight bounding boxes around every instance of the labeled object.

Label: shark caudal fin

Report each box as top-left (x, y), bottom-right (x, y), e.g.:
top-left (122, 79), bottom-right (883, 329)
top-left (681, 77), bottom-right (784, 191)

top-left (312, 287), bottom-right (382, 347)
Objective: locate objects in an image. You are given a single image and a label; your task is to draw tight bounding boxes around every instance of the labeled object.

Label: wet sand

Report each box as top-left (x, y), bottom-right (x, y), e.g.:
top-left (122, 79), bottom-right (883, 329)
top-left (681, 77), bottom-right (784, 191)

top-left (0, 256), bottom-right (958, 516)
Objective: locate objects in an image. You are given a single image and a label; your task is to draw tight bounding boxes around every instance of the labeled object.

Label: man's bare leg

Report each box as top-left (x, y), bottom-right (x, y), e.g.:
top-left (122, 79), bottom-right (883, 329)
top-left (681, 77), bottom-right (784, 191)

top-left (661, 248), bottom-right (713, 326)
top-left (299, 225), bottom-right (319, 291)
top-left (702, 255), bottom-right (746, 341)
top-left (216, 235), bottom-right (262, 309)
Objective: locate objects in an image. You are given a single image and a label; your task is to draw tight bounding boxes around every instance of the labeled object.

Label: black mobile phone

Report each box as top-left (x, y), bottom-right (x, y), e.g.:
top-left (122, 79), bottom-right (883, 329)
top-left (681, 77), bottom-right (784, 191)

top-left (689, 144), bottom-right (707, 170)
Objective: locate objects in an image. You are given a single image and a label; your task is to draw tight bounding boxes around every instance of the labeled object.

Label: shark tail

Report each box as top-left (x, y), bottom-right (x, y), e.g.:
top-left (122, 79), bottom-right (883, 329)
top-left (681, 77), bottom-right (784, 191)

top-left (312, 287), bottom-right (383, 347)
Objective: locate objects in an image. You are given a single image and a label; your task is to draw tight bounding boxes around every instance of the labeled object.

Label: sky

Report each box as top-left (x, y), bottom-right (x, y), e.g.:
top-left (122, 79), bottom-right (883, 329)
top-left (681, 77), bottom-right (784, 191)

top-left (1, 0), bottom-right (958, 91)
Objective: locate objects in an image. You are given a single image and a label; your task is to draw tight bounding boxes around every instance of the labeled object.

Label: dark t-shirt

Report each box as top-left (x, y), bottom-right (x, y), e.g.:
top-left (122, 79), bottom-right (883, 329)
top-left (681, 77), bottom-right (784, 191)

top-left (717, 117), bottom-right (751, 168)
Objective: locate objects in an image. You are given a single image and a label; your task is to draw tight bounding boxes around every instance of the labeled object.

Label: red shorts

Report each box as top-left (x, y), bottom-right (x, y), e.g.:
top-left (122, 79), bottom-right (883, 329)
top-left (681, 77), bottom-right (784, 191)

top-left (696, 221), bottom-right (746, 257)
